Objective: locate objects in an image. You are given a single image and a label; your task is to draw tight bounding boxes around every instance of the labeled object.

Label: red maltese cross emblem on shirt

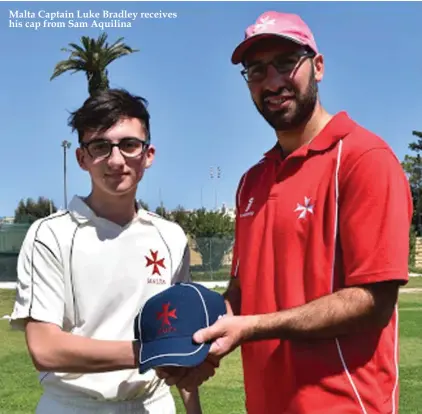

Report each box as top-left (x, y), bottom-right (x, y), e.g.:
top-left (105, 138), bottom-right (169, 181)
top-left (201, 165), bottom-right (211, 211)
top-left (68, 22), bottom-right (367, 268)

top-left (156, 302), bottom-right (177, 327)
top-left (145, 250), bottom-right (166, 276)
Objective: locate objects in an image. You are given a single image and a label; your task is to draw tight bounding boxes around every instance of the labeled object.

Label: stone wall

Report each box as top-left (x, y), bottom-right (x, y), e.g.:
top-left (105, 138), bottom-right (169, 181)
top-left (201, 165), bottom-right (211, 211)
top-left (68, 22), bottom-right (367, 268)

top-left (415, 237), bottom-right (422, 268)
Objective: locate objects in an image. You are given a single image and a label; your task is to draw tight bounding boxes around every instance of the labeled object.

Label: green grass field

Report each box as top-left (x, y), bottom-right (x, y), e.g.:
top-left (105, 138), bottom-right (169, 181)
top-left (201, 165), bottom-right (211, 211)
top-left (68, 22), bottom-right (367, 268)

top-left (0, 281), bottom-right (421, 413)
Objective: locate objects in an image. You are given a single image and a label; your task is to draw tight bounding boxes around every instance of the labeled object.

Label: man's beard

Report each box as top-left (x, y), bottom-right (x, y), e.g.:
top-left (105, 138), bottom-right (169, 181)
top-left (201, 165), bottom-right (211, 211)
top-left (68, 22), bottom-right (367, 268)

top-left (253, 70), bottom-right (318, 132)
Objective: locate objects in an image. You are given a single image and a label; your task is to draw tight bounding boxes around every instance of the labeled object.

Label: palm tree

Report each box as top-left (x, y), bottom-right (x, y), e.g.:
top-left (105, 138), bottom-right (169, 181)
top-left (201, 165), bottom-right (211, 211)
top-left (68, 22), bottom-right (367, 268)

top-left (50, 33), bottom-right (139, 96)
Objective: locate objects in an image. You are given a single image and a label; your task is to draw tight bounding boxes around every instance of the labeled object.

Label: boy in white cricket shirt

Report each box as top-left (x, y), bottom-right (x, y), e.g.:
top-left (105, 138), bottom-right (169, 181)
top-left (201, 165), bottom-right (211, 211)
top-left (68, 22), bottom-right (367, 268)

top-left (10, 89), bottom-right (208, 414)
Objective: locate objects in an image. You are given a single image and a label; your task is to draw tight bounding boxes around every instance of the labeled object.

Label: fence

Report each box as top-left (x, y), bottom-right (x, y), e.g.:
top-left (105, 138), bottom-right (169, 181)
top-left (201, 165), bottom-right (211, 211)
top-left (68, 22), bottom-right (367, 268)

top-left (189, 236), bottom-right (234, 281)
top-left (0, 223), bottom-right (30, 282)
top-left (0, 223), bottom-right (30, 254)
top-left (0, 224), bottom-right (234, 282)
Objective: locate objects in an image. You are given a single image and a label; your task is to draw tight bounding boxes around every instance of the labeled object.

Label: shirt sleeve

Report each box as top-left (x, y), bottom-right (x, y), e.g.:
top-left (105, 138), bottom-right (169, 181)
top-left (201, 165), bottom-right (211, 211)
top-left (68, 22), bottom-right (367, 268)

top-left (9, 219), bottom-right (65, 330)
top-left (339, 148), bottom-right (413, 287)
top-left (171, 235), bottom-right (192, 284)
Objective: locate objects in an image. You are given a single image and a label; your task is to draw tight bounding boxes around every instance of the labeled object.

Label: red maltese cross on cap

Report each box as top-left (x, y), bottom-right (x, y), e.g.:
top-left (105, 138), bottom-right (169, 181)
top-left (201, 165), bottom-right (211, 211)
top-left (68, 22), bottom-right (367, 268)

top-left (134, 282), bottom-right (227, 373)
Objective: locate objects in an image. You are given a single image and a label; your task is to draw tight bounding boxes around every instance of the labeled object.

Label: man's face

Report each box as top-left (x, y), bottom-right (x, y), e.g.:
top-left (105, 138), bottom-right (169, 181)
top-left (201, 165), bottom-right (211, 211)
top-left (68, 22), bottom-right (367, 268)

top-left (76, 117), bottom-right (155, 197)
top-left (242, 38), bottom-right (324, 131)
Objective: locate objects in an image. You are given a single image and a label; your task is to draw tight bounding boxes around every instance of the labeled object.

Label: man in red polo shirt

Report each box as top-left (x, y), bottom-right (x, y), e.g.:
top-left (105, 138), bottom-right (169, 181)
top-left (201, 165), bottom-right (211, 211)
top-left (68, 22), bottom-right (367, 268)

top-left (161, 10), bottom-right (413, 414)
top-left (157, 10), bottom-right (412, 414)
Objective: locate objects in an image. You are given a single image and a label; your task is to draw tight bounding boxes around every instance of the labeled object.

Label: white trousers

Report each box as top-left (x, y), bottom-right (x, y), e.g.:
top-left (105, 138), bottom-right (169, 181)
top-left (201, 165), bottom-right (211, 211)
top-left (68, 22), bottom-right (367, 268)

top-left (35, 390), bottom-right (176, 414)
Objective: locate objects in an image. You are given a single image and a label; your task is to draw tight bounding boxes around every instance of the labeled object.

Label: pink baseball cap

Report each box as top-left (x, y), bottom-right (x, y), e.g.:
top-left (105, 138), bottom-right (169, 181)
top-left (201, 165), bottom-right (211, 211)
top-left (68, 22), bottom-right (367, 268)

top-left (231, 11), bottom-right (318, 64)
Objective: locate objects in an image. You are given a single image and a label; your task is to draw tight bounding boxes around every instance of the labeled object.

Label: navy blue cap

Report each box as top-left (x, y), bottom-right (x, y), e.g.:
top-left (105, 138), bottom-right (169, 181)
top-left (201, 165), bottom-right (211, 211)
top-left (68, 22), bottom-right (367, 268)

top-left (135, 282), bottom-right (226, 374)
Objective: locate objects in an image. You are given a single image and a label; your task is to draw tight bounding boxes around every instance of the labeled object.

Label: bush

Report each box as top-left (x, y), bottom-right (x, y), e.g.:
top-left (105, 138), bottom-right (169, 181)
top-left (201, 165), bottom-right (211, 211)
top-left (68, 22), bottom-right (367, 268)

top-left (191, 267), bottom-right (231, 281)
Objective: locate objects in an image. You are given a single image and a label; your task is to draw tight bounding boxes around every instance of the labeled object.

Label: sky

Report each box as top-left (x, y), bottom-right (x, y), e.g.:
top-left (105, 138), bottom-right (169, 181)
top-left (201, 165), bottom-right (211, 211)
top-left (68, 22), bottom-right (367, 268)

top-left (1, 1), bottom-right (422, 216)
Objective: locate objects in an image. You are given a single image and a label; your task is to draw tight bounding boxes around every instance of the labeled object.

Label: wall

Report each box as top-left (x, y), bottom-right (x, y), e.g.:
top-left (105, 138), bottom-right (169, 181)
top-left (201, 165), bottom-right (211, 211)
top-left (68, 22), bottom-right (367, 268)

top-left (415, 237), bottom-right (422, 268)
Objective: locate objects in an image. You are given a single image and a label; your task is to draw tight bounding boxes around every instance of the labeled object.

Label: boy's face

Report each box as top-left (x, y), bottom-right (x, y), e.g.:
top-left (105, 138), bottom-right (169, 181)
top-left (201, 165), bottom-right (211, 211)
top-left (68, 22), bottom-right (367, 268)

top-left (76, 117), bottom-right (155, 197)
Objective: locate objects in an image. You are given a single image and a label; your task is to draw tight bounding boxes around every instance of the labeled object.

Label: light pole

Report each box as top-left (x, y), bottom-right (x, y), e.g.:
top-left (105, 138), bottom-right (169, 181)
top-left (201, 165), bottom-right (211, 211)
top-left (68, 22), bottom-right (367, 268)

top-left (200, 186), bottom-right (203, 209)
top-left (210, 166), bottom-right (221, 211)
top-left (61, 140), bottom-right (71, 209)
top-left (158, 187), bottom-right (164, 216)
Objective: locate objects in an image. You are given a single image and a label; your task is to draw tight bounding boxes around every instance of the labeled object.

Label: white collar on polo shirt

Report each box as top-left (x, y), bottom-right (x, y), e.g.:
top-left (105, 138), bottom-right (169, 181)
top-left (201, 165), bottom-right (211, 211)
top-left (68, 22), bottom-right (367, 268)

top-left (67, 195), bottom-right (154, 227)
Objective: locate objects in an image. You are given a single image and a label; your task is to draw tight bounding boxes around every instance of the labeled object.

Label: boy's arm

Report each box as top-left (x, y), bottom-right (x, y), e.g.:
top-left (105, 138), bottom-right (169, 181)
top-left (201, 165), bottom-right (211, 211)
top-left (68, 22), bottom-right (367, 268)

top-left (178, 387), bottom-right (202, 414)
top-left (10, 221), bottom-right (138, 373)
top-left (25, 320), bottom-right (139, 372)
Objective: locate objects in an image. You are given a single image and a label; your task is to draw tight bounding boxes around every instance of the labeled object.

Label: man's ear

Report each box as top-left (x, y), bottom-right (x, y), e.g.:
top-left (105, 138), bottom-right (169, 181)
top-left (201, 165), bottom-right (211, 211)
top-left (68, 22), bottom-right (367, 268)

top-left (313, 53), bottom-right (324, 83)
top-left (76, 147), bottom-right (89, 171)
top-left (144, 145), bottom-right (156, 170)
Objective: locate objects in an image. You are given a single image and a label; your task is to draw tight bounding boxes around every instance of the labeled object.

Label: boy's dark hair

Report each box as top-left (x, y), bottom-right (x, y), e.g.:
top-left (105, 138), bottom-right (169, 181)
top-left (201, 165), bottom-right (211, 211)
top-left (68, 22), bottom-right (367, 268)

top-left (68, 89), bottom-right (151, 143)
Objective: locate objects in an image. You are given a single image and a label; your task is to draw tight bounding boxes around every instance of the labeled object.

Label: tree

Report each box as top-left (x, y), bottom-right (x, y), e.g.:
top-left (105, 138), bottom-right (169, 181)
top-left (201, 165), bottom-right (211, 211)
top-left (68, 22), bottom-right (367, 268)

top-left (170, 205), bottom-right (192, 234)
top-left (14, 197), bottom-right (57, 224)
top-left (155, 206), bottom-right (170, 219)
top-left (50, 33), bottom-right (139, 96)
top-left (402, 130), bottom-right (422, 235)
top-left (188, 209), bottom-right (234, 272)
top-left (138, 199), bottom-right (149, 211)
top-left (409, 130), bottom-right (422, 152)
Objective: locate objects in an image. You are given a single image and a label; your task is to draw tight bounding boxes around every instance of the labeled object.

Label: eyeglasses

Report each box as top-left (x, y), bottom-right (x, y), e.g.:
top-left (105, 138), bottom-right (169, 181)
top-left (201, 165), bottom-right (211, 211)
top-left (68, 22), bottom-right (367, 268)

top-left (81, 137), bottom-right (149, 160)
top-left (241, 49), bottom-right (315, 83)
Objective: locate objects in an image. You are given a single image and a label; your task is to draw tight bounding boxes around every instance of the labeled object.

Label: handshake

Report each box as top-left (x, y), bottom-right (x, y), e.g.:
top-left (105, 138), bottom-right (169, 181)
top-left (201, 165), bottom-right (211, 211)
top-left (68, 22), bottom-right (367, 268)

top-left (133, 282), bottom-right (228, 391)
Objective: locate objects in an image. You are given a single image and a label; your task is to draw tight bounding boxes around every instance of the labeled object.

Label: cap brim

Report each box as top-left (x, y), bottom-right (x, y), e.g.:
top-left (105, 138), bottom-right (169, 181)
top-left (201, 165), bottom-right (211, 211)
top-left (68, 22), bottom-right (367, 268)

top-left (139, 336), bottom-right (210, 374)
top-left (231, 33), bottom-right (306, 64)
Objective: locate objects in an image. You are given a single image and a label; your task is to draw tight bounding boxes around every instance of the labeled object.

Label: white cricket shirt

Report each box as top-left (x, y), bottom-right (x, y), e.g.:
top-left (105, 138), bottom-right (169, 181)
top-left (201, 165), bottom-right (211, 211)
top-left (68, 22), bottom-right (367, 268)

top-left (10, 195), bottom-right (191, 403)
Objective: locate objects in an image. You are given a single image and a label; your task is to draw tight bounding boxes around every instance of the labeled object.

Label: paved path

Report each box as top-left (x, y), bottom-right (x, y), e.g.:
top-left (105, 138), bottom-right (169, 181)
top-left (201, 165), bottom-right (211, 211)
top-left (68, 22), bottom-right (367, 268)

top-left (400, 288), bottom-right (422, 293)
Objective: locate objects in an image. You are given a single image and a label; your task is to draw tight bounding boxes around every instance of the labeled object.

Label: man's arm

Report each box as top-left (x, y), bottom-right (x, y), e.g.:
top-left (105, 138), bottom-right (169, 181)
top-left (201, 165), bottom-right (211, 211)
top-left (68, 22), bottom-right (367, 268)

top-left (223, 277), bottom-right (241, 316)
top-left (193, 280), bottom-right (401, 359)
top-left (223, 199), bottom-right (242, 317)
top-left (243, 281), bottom-right (400, 342)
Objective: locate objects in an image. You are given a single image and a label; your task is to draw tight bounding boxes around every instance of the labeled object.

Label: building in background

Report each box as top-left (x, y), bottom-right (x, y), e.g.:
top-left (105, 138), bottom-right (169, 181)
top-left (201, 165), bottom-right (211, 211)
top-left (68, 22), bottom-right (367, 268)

top-left (220, 203), bottom-right (236, 220)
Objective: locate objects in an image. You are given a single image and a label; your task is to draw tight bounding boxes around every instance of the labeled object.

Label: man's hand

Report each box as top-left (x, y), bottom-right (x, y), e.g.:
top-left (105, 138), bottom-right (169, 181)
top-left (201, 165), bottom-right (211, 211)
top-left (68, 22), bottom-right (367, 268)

top-left (156, 314), bottom-right (254, 391)
top-left (193, 315), bottom-right (256, 358)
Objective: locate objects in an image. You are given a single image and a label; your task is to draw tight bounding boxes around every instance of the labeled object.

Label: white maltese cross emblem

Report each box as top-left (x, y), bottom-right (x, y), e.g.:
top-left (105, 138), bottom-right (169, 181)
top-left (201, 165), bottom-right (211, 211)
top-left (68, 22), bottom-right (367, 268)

top-left (294, 197), bottom-right (315, 219)
top-left (253, 16), bottom-right (276, 34)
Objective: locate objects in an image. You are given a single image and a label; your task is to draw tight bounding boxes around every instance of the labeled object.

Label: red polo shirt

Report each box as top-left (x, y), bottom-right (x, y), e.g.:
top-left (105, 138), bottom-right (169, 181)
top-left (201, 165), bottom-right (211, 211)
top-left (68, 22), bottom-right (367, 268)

top-left (231, 112), bottom-right (412, 414)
